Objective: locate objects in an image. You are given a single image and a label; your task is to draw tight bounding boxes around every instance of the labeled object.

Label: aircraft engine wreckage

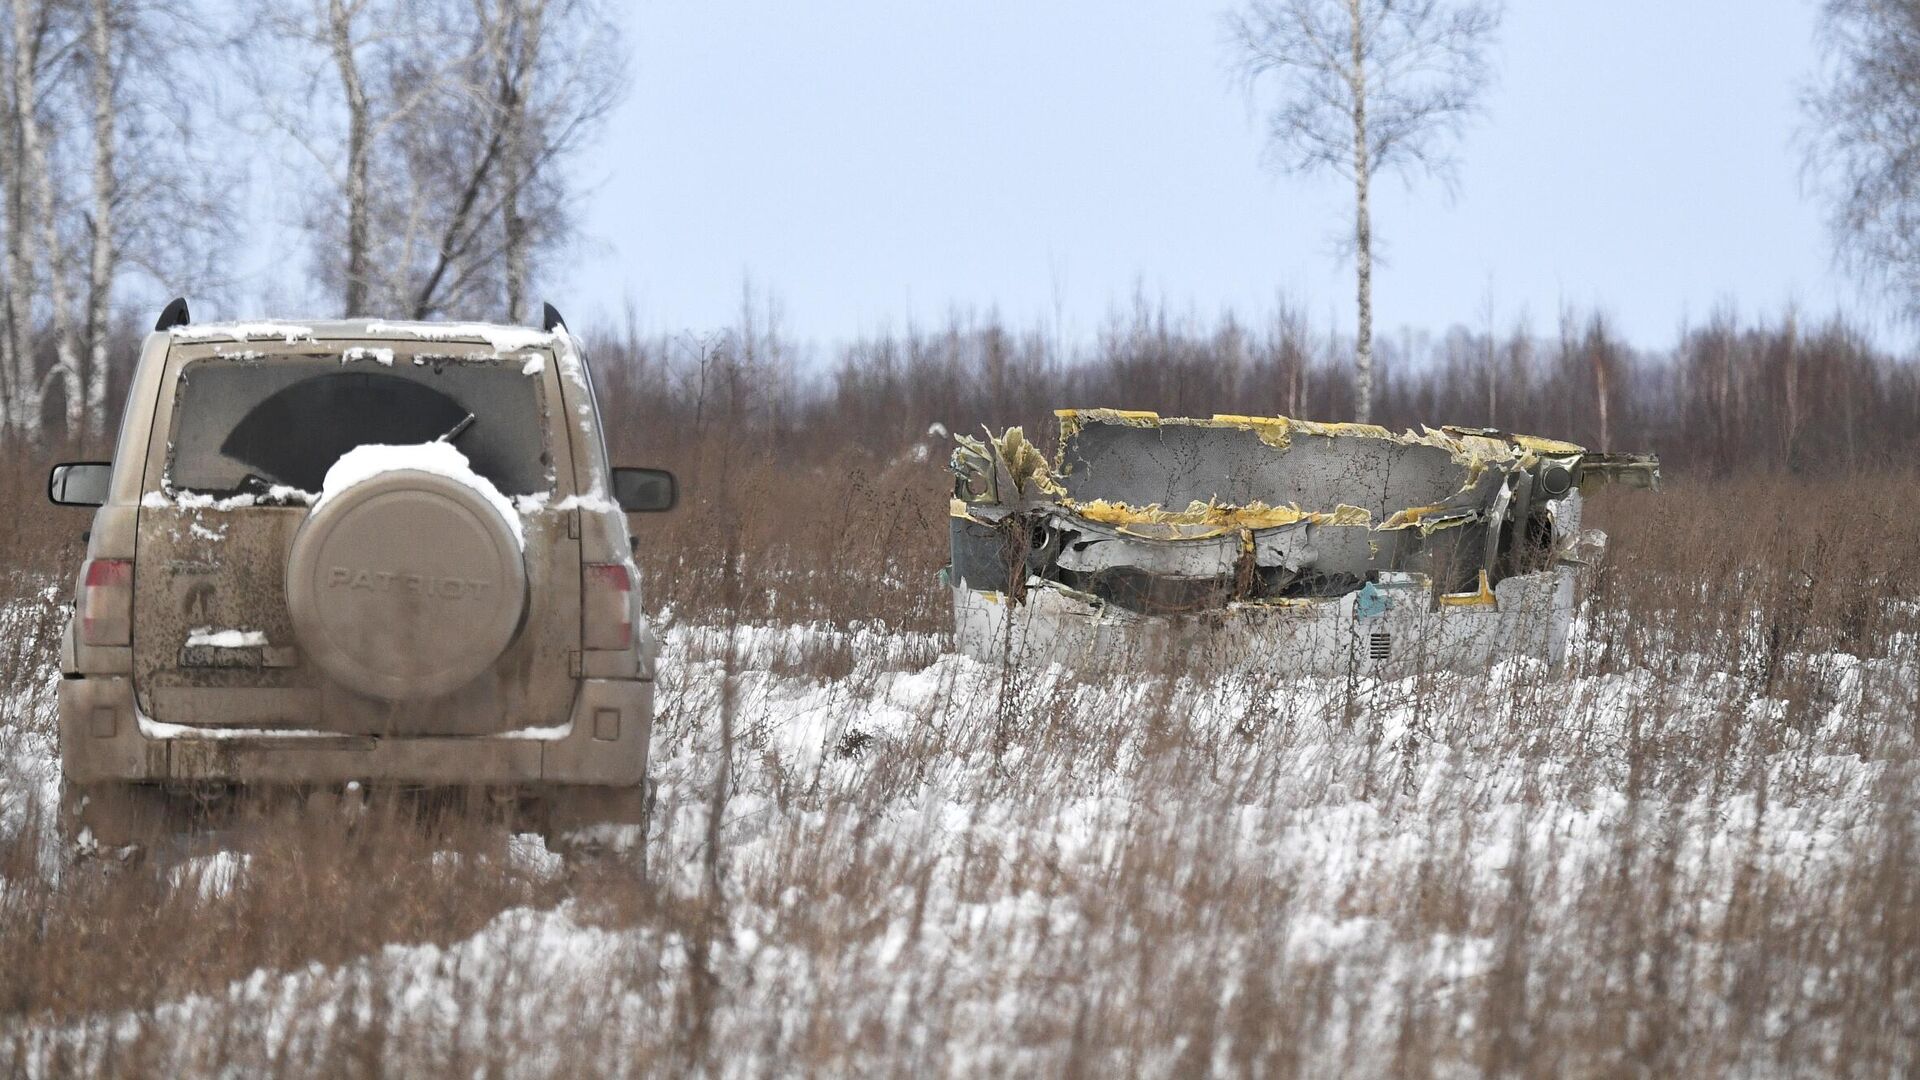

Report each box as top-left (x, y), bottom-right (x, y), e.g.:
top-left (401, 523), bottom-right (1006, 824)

top-left (945, 410), bottom-right (1658, 676)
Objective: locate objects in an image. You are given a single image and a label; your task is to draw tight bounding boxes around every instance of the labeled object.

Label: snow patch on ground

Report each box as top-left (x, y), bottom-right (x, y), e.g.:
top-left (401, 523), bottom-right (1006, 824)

top-left (3, 581), bottom-right (1913, 1074)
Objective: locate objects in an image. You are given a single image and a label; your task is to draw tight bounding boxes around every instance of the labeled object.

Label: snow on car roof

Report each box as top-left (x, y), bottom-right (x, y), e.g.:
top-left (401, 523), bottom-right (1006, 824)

top-left (169, 319), bottom-right (558, 353)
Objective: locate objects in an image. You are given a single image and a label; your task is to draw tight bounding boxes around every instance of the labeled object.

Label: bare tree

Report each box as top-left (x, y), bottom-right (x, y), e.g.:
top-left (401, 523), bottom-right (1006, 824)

top-left (394, 0), bottom-right (623, 321)
top-left (94, 4), bottom-right (241, 433)
top-left (9, 0), bottom-right (234, 443)
top-left (4, 0), bottom-right (82, 441)
top-left (24, 1), bottom-right (82, 440)
top-left (83, 0), bottom-right (114, 438)
top-left (493, 0), bottom-right (537, 322)
top-left (3, 0), bottom-right (50, 439)
top-left (0, 0), bottom-right (232, 444)
top-left (0, 1), bottom-right (28, 437)
top-left (1808, 0), bottom-right (1920, 321)
top-left (393, 0), bottom-right (552, 320)
top-left (1570, 308), bottom-right (1619, 450)
top-left (328, 0), bottom-right (375, 316)
top-left (237, 0), bottom-right (462, 316)
top-left (1227, 0), bottom-right (1501, 422)
top-left (237, 0), bottom-right (622, 322)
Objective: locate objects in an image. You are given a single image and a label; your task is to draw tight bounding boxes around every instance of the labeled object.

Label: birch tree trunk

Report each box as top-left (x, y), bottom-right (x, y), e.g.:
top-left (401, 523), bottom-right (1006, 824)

top-left (30, 55), bottom-right (83, 439)
top-left (1485, 352), bottom-right (1498, 426)
top-left (84, 0), bottom-right (115, 442)
top-left (0, 39), bottom-right (17, 438)
top-left (1232, 0), bottom-right (1498, 427)
top-left (328, 0), bottom-right (371, 317)
top-left (408, 0), bottom-right (525, 319)
top-left (502, 0), bottom-right (543, 323)
top-left (7, 0), bottom-right (45, 440)
top-left (1346, 0), bottom-right (1374, 425)
top-left (502, 102), bottom-right (529, 322)
top-left (1783, 313), bottom-right (1801, 467)
top-left (38, 190), bottom-right (82, 440)
top-left (1592, 348), bottom-right (1611, 450)
top-left (1481, 298), bottom-right (1498, 427)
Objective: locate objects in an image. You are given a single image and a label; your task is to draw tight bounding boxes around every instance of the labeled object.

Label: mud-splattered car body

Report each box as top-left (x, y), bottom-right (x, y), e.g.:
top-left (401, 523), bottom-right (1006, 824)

top-left (47, 302), bottom-right (676, 855)
top-left (946, 410), bottom-right (1657, 675)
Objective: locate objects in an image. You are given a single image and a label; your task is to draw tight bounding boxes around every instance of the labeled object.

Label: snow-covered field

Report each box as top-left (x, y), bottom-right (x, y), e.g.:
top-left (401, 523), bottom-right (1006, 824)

top-left (2, 576), bottom-right (1917, 1077)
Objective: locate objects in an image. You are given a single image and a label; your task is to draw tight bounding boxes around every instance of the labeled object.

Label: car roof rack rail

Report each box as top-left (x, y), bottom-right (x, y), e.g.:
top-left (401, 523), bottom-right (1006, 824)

top-left (541, 303), bottom-right (566, 333)
top-left (155, 297), bottom-right (190, 331)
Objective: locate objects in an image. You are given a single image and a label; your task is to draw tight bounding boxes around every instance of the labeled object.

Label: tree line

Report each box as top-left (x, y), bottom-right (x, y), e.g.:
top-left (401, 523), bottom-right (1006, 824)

top-left (6, 1), bottom-right (1920, 452)
top-left (0, 0), bottom-right (622, 443)
top-left (596, 301), bottom-right (1920, 482)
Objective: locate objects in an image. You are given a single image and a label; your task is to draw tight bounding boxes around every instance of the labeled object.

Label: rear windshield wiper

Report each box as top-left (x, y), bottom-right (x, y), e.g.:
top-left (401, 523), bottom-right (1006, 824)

top-left (438, 413), bottom-right (476, 444)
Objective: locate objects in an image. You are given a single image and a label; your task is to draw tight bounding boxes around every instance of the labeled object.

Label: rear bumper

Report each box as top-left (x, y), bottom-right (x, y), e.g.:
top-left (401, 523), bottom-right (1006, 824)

top-left (59, 676), bottom-right (651, 788)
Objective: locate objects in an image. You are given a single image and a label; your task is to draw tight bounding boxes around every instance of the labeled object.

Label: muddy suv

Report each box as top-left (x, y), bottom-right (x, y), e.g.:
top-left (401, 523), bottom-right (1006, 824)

top-left (47, 300), bottom-right (675, 855)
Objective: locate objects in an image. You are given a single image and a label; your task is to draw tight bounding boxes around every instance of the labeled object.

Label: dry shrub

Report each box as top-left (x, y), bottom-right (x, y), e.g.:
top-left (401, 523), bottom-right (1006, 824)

top-left (1, 324), bottom-right (1917, 1075)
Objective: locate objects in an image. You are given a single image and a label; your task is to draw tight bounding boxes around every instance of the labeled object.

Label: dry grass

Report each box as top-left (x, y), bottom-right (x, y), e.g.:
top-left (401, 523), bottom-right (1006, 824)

top-left (2, 421), bottom-right (1917, 1075)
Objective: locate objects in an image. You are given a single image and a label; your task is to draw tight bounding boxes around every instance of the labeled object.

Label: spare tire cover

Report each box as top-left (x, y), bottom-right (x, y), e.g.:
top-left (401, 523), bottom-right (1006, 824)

top-left (286, 469), bottom-right (527, 700)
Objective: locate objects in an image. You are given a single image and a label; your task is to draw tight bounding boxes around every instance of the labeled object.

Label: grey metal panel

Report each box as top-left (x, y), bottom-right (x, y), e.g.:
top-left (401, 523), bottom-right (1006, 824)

top-left (1057, 422), bottom-right (1468, 519)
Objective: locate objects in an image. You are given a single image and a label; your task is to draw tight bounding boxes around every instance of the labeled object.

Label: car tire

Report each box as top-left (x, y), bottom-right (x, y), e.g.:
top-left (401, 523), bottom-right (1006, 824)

top-left (285, 468), bottom-right (529, 702)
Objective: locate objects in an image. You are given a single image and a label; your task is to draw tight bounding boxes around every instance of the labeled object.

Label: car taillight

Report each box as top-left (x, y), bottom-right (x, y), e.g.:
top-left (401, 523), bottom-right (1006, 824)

top-left (584, 562), bottom-right (634, 650)
top-left (80, 558), bottom-right (132, 646)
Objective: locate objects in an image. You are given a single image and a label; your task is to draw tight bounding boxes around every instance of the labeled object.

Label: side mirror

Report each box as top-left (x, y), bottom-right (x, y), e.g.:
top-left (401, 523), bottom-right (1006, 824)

top-left (611, 466), bottom-right (676, 513)
top-left (48, 462), bottom-right (112, 507)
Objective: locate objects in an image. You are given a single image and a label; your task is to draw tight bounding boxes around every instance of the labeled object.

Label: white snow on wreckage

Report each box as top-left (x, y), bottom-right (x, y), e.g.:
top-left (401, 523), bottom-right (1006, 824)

top-left (945, 409), bottom-right (1659, 676)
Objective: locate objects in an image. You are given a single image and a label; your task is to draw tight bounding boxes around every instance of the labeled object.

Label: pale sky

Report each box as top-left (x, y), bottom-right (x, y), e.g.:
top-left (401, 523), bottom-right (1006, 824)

top-left (227, 1), bottom-right (1865, 352)
top-left (544, 0), bottom-right (1863, 352)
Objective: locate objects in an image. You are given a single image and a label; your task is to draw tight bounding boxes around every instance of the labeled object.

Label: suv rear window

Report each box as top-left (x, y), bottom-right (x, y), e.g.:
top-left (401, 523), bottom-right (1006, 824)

top-left (166, 353), bottom-right (551, 497)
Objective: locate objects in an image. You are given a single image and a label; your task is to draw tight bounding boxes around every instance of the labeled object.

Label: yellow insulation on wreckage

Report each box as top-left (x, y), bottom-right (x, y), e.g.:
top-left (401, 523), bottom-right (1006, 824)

top-left (1067, 498), bottom-right (1374, 536)
top-left (949, 409), bottom-right (1581, 539)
